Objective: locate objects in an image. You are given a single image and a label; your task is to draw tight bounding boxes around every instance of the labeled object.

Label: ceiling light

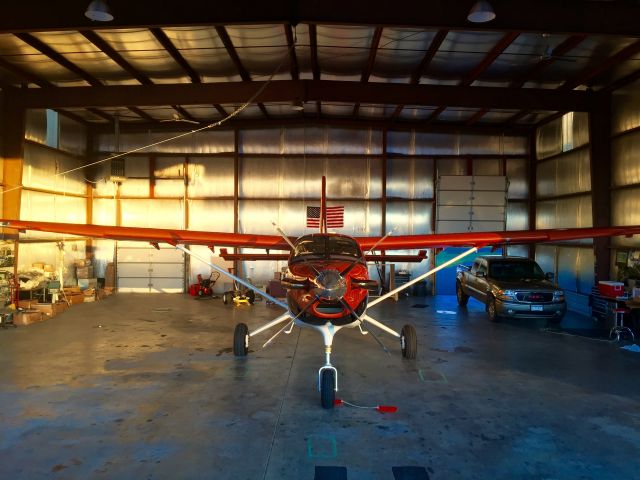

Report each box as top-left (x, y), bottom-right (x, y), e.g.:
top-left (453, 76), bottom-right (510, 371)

top-left (467, 0), bottom-right (496, 23)
top-left (85, 0), bottom-right (114, 22)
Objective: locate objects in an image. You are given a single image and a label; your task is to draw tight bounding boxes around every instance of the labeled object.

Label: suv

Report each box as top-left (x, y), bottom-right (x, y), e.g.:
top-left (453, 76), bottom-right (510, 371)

top-left (456, 256), bottom-right (566, 323)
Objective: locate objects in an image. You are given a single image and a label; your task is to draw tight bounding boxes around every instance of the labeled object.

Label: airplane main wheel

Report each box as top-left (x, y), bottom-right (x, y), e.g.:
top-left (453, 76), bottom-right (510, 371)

top-left (223, 292), bottom-right (232, 305)
top-left (247, 290), bottom-right (256, 304)
top-left (320, 369), bottom-right (336, 409)
top-left (233, 323), bottom-right (249, 356)
top-left (456, 282), bottom-right (469, 307)
top-left (401, 324), bottom-right (417, 359)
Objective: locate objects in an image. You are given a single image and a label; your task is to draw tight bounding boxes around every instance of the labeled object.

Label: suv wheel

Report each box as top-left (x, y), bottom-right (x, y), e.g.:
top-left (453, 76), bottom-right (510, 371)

top-left (456, 282), bottom-right (469, 307)
top-left (487, 297), bottom-right (499, 322)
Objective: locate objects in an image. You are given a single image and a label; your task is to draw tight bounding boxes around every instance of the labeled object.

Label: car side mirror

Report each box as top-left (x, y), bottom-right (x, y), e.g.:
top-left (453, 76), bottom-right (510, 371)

top-left (351, 279), bottom-right (378, 290)
top-left (545, 272), bottom-right (555, 281)
top-left (281, 277), bottom-right (308, 290)
top-left (476, 271), bottom-right (485, 277)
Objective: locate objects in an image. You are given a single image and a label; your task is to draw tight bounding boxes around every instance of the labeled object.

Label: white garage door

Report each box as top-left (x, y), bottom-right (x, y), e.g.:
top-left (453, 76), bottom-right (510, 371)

top-left (116, 245), bottom-right (185, 293)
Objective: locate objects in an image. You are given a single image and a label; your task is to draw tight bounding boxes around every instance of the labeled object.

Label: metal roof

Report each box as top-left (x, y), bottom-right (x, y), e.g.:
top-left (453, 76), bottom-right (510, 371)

top-left (0, 0), bottom-right (638, 131)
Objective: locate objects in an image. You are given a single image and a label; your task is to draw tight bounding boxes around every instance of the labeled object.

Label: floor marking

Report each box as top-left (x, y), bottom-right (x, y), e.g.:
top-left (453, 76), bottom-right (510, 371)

top-left (392, 466), bottom-right (430, 480)
top-left (418, 369), bottom-right (448, 384)
top-left (314, 466), bottom-right (347, 480)
top-left (307, 434), bottom-right (338, 459)
top-left (436, 310), bottom-right (457, 315)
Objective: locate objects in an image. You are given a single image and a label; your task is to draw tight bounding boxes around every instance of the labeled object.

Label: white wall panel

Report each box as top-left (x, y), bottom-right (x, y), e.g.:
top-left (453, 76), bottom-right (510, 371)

top-left (98, 130), bottom-right (235, 154)
top-left (155, 179), bottom-right (184, 197)
top-left (20, 190), bottom-right (85, 223)
top-left (415, 132), bottom-right (458, 155)
top-left (557, 247), bottom-right (594, 294)
top-left (536, 148), bottom-right (591, 198)
top-left (188, 245), bottom-right (233, 293)
top-left (506, 202), bottom-right (529, 231)
top-left (472, 158), bottom-right (501, 175)
top-left (239, 128), bottom-right (282, 154)
top-left (188, 156), bottom-right (234, 197)
top-left (535, 245), bottom-right (556, 277)
top-left (536, 195), bottom-right (592, 230)
top-left (188, 199), bottom-right (234, 233)
top-left (436, 158), bottom-right (466, 176)
top-left (326, 128), bottom-right (382, 154)
top-left (120, 199), bottom-right (183, 228)
top-left (283, 127), bottom-right (327, 154)
top-left (155, 156), bottom-right (184, 177)
top-left (386, 157), bottom-right (434, 199)
top-left (611, 188), bottom-right (640, 248)
top-left (23, 143), bottom-right (86, 194)
top-left (93, 198), bottom-right (116, 226)
top-left (25, 109), bottom-right (47, 145)
top-left (387, 131), bottom-right (413, 155)
top-left (386, 201), bottom-right (432, 235)
top-left (506, 158), bottom-right (528, 199)
top-left (120, 178), bottom-right (150, 197)
top-left (537, 117), bottom-right (562, 159)
top-left (571, 112), bottom-right (590, 150)
top-left (59, 114), bottom-right (87, 156)
top-left (612, 129), bottom-right (640, 187)
top-left (612, 78), bottom-right (640, 135)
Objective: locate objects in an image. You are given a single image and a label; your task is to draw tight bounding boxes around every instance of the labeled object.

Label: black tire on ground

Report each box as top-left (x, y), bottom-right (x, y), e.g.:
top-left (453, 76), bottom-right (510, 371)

top-left (487, 297), bottom-right (499, 322)
top-left (320, 369), bottom-right (336, 409)
top-left (456, 282), bottom-right (469, 307)
top-left (401, 324), bottom-right (417, 359)
top-left (233, 323), bottom-right (249, 356)
top-left (247, 289), bottom-right (256, 304)
top-left (223, 292), bottom-right (231, 305)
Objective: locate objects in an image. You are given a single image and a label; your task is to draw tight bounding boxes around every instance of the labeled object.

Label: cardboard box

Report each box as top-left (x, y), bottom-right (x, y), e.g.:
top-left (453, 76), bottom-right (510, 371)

top-left (74, 259), bottom-right (91, 267)
top-left (14, 311), bottom-right (44, 326)
top-left (598, 281), bottom-right (625, 297)
top-left (69, 295), bottom-right (84, 305)
top-left (18, 299), bottom-right (39, 309)
top-left (32, 302), bottom-right (67, 318)
top-left (76, 266), bottom-right (94, 279)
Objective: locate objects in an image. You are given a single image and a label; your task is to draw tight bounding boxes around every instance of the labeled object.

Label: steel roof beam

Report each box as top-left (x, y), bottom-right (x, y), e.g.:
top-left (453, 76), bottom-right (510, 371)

top-left (308, 24), bottom-right (321, 115)
top-left (354, 27), bottom-right (382, 118)
top-left (392, 29), bottom-right (447, 120)
top-left (429, 31), bottom-right (519, 123)
top-left (2, 1), bottom-right (640, 37)
top-left (284, 24), bottom-right (299, 81)
top-left (214, 104), bottom-right (229, 118)
top-left (150, 28), bottom-right (201, 84)
top-left (20, 79), bottom-right (594, 112)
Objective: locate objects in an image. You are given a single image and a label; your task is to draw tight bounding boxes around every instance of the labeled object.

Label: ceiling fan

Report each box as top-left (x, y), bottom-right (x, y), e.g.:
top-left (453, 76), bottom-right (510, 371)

top-left (160, 112), bottom-right (200, 124)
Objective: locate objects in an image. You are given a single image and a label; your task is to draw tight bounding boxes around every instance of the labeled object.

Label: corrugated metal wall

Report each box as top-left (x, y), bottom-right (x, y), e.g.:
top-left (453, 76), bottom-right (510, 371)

top-left (612, 78), bottom-right (640, 250)
top-left (95, 127), bottom-right (528, 287)
top-left (535, 112), bottom-right (594, 310)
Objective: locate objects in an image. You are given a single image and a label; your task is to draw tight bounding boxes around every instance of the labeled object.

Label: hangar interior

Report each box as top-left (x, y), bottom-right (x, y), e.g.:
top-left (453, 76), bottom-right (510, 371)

top-left (1, 1), bottom-right (640, 479)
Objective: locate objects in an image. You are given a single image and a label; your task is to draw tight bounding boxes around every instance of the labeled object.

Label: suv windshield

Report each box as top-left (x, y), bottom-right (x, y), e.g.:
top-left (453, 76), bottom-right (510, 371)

top-left (293, 236), bottom-right (361, 260)
top-left (489, 260), bottom-right (545, 281)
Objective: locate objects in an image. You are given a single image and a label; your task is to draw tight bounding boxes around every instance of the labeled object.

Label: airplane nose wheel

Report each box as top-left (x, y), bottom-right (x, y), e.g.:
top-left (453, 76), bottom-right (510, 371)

top-left (319, 367), bottom-right (337, 409)
top-left (233, 323), bottom-right (249, 356)
top-left (400, 324), bottom-right (417, 359)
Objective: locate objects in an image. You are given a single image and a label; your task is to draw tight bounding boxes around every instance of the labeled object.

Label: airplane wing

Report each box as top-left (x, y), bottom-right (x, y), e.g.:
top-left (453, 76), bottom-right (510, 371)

top-left (356, 226), bottom-right (640, 251)
top-left (2, 219), bottom-right (640, 252)
top-left (0, 219), bottom-right (290, 251)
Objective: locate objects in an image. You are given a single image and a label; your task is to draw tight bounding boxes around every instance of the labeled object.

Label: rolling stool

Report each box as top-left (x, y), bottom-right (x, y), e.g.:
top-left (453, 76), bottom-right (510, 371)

top-left (610, 307), bottom-right (635, 342)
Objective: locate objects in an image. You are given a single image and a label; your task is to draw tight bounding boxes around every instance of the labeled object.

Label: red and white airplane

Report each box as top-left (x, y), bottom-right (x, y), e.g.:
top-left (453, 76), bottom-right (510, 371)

top-left (3, 177), bottom-right (640, 408)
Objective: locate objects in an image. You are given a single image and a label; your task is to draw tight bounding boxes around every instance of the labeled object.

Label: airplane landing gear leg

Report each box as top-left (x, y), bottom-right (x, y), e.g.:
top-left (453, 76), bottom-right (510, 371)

top-left (318, 347), bottom-right (337, 409)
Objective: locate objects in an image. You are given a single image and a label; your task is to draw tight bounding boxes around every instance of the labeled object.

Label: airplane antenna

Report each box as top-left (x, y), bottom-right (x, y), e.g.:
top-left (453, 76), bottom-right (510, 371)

top-left (320, 176), bottom-right (327, 234)
top-left (366, 226), bottom-right (398, 255)
top-left (271, 222), bottom-right (296, 250)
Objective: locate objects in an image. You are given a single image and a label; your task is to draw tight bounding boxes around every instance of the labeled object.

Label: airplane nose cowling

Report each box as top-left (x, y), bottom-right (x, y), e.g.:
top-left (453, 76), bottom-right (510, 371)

top-left (313, 270), bottom-right (346, 301)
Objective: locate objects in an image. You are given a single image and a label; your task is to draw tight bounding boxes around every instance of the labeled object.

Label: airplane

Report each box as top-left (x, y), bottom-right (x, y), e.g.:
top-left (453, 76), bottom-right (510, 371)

top-left (3, 177), bottom-right (640, 409)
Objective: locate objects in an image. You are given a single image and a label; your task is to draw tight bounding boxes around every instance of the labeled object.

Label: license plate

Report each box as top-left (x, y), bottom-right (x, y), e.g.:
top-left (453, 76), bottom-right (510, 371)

top-left (531, 305), bottom-right (544, 312)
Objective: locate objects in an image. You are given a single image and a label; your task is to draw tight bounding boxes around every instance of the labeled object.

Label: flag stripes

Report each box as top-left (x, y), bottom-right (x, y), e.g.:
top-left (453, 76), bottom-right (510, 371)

top-left (306, 206), bottom-right (344, 228)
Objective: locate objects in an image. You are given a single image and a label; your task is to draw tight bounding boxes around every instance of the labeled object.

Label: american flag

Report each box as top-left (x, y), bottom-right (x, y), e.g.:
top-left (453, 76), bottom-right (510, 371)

top-left (306, 206), bottom-right (344, 229)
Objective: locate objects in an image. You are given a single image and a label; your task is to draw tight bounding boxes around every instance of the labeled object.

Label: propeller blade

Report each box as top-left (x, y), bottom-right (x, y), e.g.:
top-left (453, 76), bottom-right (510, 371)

top-left (339, 298), bottom-right (389, 355)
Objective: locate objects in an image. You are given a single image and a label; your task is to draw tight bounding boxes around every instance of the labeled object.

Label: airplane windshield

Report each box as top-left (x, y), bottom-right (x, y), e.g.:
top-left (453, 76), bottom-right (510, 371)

top-left (293, 236), bottom-right (361, 260)
top-left (489, 261), bottom-right (545, 281)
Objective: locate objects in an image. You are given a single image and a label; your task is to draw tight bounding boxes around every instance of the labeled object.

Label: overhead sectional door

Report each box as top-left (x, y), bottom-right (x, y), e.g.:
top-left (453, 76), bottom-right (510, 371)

top-left (116, 244), bottom-right (185, 293)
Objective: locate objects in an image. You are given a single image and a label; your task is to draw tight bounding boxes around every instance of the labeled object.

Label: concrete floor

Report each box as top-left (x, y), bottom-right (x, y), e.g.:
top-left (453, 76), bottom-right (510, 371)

top-left (1, 293), bottom-right (639, 480)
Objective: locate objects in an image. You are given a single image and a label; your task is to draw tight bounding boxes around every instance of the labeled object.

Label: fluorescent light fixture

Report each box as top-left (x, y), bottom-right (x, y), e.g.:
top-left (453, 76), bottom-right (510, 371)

top-left (85, 0), bottom-right (114, 22)
top-left (467, 0), bottom-right (496, 23)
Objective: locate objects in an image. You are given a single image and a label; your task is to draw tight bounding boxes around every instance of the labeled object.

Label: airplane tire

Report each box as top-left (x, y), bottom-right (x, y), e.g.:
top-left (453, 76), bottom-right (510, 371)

top-left (223, 292), bottom-right (231, 305)
top-left (401, 324), bottom-right (417, 359)
top-left (456, 282), bottom-right (469, 307)
top-left (320, 369), bottom-right (336, 409)
top-left (233, 323), bottom-right (249, 356)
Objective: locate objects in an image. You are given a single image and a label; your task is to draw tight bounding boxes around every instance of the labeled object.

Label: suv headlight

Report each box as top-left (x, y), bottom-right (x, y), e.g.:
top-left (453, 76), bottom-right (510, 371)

top-left (496, 289), bottom-right (516, 301)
